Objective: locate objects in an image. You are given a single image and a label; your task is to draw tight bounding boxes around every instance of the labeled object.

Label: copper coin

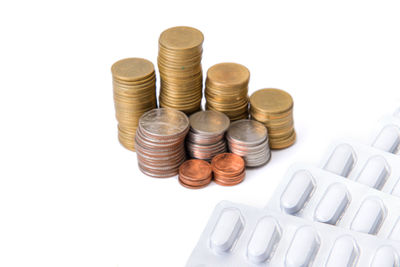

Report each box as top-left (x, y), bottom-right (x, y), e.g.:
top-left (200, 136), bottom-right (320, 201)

top-left (211, 153), bottom-right (245, 175)
top-left (179, 159), bottom-right (212, 181)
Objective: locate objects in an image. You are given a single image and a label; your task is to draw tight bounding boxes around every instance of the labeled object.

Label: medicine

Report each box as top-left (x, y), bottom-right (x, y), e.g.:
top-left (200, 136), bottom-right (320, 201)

top-left (186, 201), bottom-right (400, 267)
top-left (210, 208), bottom-right (243, 254)
top-left (323, 144), bottom-right (355, 177)
top-left (285, 226), bottom-right (320, 267)
top-left (356, 156), bottom-right (389, 189)
top-left (314, 183), bottom-right (349, 225)
top-left (280, 170), bottom-right (315, 214)
top-left (247, 216), bottom-right (281, 263)
top-left (373, 125), bottom-right (400, 153)
top-left (350, 198), bottom-right (385, 235)
top-left (325, 236), bottom-right (359, 267)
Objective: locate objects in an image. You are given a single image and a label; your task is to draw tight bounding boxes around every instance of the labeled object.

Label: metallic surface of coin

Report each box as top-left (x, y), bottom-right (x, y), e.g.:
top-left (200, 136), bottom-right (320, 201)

top-left (159, 26), bottom-right (204, 50)
top-left (135, 108), bottom-right (189, 178)
top-left (111, 57), bottom-right (157, 151)
top-left (250, 88), bottom-right (296, 150)
top-left (250, 88), bottom-right (293, 114)
top-left (139, 108), bottom-right (189, 138)
top-left (227, 119), bottom-right (268, 146)
top-left (205, 62), bottom-right (250, 120)
top-left (189, 110), bottom-right (230, 135)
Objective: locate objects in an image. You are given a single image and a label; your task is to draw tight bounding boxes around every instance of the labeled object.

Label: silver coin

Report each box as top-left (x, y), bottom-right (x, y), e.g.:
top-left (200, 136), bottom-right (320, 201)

top-left (189, 110), bottom-right (230, 135)
top-left (227, 119), bottom-right (268, 146)
top-left (139, 108), bottom-right (189, 139)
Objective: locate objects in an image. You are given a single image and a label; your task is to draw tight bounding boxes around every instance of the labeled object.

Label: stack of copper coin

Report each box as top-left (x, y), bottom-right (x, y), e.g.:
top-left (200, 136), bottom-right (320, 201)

top-left (158, 26), bottom-right (204, 114)
top-left (111, 58), bottom-right (157, 151)
top-left (205, 63), bottom-right (250, 120)
top-left (211, 153), bottom-right (246, 186)
top-left (178, 159), bottom-right (212, 189)
top-left (250, 88), bottom-right (296, 149)
top-left (135, 108), bottom-right (189, 178)
top-left (227, 119), bottom-right (271, 167)
top-left (186, 110), bottom-right (230, 161)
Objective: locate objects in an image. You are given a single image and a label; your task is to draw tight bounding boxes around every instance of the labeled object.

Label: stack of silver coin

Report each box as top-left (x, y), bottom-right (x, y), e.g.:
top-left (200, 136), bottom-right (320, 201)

top-left (227, 119), bottom-right (271, 167)
top-left (135, 108), bottom-right (189, 178)
top-left (186, 110), bottom-right (230, 161)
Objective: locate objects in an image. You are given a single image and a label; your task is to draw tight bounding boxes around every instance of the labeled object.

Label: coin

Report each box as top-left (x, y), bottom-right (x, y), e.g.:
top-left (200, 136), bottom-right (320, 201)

top-left (205, 63), bottom-right (250, 120)
top-left (250, 88), bottom-right (296, 150)
top-left (111, 58), bottom-right (157, 151)
top-left (186, 110), bottom-right (229, 161)
top-left (135, 108), bottom-right (189, 178)
top-left (226, 119), bottom-right (271, 167)
top-left (178, 159), bottom-right (212, 189)
top-left (158, 26), bottom-right (204, 114)
top-left (211, 153), bottom-right (246, 186)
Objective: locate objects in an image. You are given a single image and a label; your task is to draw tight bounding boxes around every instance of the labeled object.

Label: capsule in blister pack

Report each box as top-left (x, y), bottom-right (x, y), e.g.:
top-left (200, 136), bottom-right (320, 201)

top-left (186, 201), bottom-right (400, 267)
top-left (321, 138), bottom-right (400, 197)
top-left (372, 115), bottom-right (400, 154)
top-left (267, 163), bottom-right (400, 240)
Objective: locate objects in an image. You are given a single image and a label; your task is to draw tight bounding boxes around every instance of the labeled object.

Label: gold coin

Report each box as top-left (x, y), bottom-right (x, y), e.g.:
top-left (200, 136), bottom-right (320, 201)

top-left (206, 63), bottom-right (250, 88)
top-left (111, 58), bottom-right (154, 82)
top-left (159, 26), bottom-right (204, 51)
top-left (250, 88), bottom-right (293, 114)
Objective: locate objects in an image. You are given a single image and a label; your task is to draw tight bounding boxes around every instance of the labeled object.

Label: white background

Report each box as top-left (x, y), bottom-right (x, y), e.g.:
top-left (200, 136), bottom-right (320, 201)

top-left (0, 0), bottom-right (400, 266)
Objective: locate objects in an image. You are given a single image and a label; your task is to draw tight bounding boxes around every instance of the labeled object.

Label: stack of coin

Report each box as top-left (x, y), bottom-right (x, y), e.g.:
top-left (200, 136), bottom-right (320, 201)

top-left (250, 88), bottom-right (296, 149)
top-left (111, 58), bottom-right (157, 151)
top-left (158, 26), bottom-right (204, 114)
top-left (135, 108), bottom-right (189, 178)
top-left (186, 110), bottom-right (230, 161)
top-left (211, 153), bottom-right (246, 186)
top-left (227, 119), bottom-right (271, 167)
top-left (178, 159), bottom-right (212, 189)
top-left (205, 63), bottom-right (250, 120)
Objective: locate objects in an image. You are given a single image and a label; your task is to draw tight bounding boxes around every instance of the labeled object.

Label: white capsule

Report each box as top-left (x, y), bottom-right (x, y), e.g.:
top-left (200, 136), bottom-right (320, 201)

top-left (350, 198), bottom-right (386, 235)
top-left (210, 208), bottom-right (243, 254)
top-left (356, 156), bottom-right (390, 189)
top-left (280, 170), bottom-right (315, 214)
top-left (389, 218), bottom-right (400, 241)
top-left (285, 226), bottom-right (320, 267)
top-left (370, 246), bottom-right (399, 267)
top-left (247, 216), bottom-right (281, 263)
top-left (373, 125), bottom-right (400, 153)
top-left (391, 179), bottom-right (400, 198)
top-left (314, 183), bottom-right (350, 225)
top-left (324, 144), bottom-right (356, 177)
top-left (325, 235), bottom-right (359, 267)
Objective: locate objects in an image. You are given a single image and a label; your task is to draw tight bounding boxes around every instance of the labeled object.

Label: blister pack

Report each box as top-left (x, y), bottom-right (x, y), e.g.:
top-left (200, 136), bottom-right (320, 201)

top-left (321, 138), bottom-right (400, 196)
top-left (371, 115), bottom-right (400, 154)
top-left (186, 201), bottom-right (400, 267)
top-left (266, 163), bottom-right (400, 239)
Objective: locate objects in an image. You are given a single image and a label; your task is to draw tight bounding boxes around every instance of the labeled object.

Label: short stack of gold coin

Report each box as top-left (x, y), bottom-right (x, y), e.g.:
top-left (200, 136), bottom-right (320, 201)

top-left (250, 88), bottom-right (296, 149)
top-left (205, 63), bottom-right (250, 121)
top-left (158, 26), bottom-right (204, 114)
top-left (111, 58), bottom-right (157, 151)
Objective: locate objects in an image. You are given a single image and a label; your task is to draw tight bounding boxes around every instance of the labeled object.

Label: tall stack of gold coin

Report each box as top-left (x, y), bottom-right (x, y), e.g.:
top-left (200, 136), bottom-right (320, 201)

top-left (205, 63), bottom-right (250, 121)
top-left (250, 88), bottom-right (296, 149)
top-left (111, 58), bottom-right (157, 151)
top-left (158, 26), bottom-right (204, 114)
